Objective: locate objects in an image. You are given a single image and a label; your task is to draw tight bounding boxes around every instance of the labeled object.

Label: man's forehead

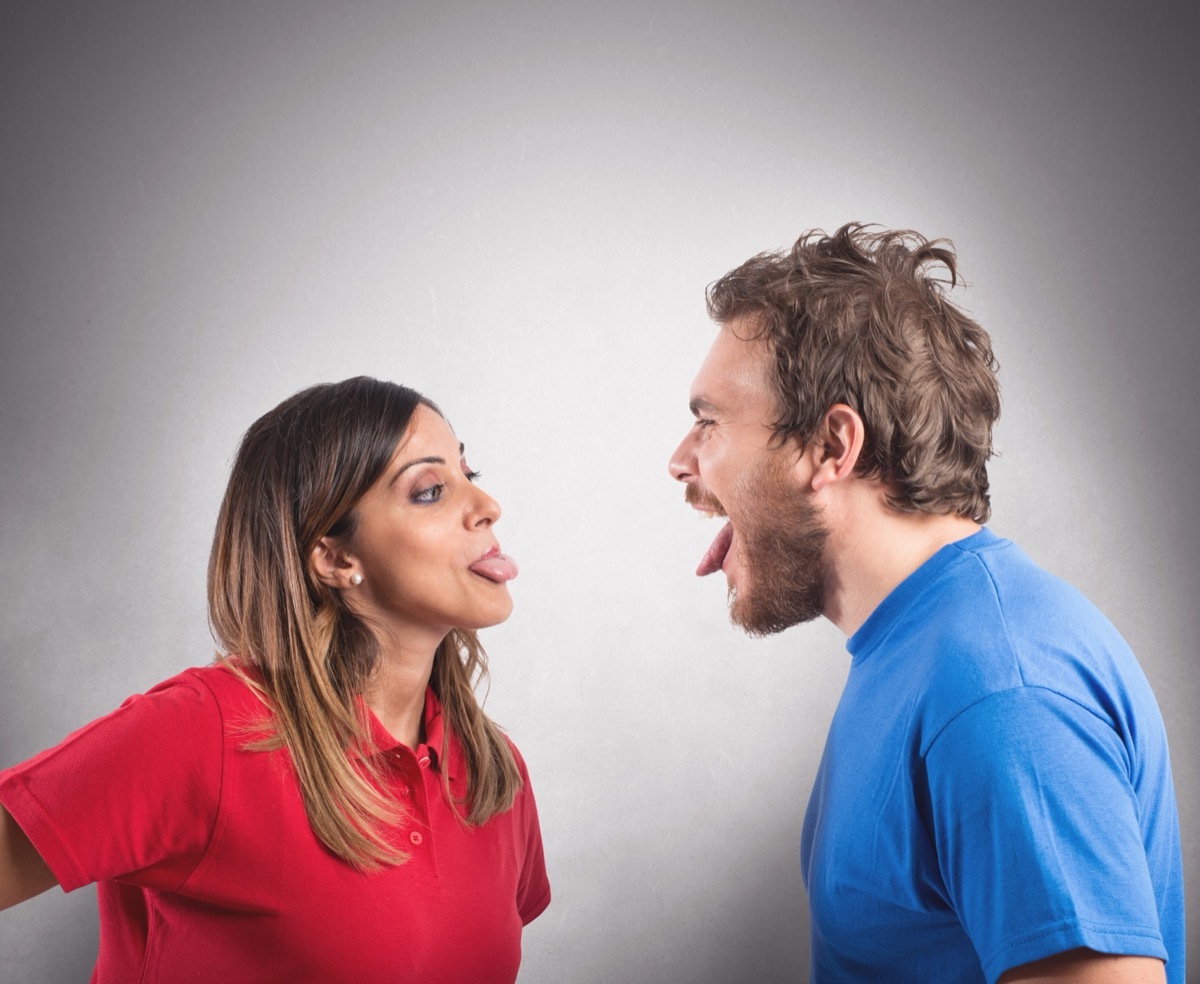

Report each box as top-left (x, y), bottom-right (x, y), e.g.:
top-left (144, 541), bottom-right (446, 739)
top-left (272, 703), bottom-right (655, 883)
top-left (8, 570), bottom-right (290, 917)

top-left (689, 323), bottom-right (772, 411)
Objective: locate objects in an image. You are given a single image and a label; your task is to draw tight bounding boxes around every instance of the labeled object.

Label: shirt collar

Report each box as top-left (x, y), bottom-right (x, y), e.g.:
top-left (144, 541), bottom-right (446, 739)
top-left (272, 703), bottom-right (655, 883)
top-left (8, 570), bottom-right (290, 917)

top-left (359, 686), bottom-right (463, 781)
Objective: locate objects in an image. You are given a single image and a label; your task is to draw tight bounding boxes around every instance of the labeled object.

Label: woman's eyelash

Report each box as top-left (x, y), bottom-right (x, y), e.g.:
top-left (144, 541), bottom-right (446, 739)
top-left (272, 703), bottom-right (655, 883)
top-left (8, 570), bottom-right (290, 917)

top-left (412, 470), bottom-right (479, 503)
top-left (412, 483), bottom-right (445, 503)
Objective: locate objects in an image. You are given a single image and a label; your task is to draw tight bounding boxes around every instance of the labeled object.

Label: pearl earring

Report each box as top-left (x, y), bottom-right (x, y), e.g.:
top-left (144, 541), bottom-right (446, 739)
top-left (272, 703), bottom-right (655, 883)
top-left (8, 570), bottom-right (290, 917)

top-left (350, 573), bottom-right (363, 586)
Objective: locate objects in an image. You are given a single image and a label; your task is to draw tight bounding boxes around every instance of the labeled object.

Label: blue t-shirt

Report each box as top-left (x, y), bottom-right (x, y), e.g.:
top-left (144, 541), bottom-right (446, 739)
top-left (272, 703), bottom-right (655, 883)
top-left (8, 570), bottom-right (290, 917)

top-left (800, 529), bottom-right (1184, 983)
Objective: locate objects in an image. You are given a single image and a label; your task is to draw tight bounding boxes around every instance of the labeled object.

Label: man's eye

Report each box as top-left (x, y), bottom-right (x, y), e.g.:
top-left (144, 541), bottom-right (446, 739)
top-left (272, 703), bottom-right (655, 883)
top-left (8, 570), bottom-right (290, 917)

top-left (412, 483), bottom-right (445, 504)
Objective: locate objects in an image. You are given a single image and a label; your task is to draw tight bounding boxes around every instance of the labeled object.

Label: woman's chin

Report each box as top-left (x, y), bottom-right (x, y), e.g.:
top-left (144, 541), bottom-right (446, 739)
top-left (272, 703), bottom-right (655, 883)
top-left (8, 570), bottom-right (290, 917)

top-left (460, 592), bottom-right (515, 631)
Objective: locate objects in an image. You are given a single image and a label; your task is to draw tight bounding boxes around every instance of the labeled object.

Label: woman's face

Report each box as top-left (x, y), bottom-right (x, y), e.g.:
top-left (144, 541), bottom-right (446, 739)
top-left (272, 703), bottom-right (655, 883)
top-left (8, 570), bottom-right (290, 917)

top-left (337, 404), bottom-right (517, 654)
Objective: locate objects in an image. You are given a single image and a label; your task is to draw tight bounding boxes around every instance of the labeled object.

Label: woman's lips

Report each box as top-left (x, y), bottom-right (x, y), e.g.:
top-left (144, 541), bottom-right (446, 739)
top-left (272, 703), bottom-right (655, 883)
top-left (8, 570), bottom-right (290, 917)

top-left (469, 546), bottom-right (519, 583)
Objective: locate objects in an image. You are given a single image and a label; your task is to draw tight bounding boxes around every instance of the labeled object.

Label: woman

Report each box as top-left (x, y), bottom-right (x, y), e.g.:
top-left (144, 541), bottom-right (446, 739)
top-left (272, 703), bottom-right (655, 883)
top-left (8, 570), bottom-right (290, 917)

top-left (0, 377), bottom-right (550, 982)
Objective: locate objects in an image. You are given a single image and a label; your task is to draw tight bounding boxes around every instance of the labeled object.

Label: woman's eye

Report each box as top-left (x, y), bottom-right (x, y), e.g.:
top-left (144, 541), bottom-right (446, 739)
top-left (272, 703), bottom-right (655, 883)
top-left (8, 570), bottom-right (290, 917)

top-left (465, 470), bottom-right (482, 483)
top-left (412, 483), bottom-right (445, 504)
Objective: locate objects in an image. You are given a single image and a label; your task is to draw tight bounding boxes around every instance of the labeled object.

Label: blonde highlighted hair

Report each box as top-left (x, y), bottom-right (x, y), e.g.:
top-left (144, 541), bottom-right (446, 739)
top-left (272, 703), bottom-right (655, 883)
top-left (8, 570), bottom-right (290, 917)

top-left (207, 377), bottom-right (520, 869)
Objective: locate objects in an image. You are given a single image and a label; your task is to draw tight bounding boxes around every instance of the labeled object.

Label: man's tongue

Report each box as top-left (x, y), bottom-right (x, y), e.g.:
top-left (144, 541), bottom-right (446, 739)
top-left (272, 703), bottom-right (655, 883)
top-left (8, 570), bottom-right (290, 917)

top-left (469, 553), bottom-right (519, 583)
top-left (696, 522), bottom-right (733, 577)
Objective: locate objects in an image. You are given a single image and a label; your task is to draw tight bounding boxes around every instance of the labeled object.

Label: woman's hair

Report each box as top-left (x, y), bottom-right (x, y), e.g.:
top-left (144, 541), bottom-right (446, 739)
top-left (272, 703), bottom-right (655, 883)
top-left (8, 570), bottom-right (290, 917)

top-left (707, 222), bottom-right (1001, 522)
top-left (207, 376), bottom-right (521, 869)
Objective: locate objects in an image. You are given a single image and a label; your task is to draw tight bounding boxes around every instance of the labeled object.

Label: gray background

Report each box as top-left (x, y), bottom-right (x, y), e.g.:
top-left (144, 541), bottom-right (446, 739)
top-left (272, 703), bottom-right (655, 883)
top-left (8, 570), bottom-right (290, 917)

top-left (2, 1), bottom-right (1196, 981)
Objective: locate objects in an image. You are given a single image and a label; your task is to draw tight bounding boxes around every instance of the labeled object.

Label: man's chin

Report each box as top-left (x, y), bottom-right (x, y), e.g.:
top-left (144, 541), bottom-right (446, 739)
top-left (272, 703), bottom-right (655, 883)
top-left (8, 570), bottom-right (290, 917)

top-left (728, 586), bottom-right (822, 637)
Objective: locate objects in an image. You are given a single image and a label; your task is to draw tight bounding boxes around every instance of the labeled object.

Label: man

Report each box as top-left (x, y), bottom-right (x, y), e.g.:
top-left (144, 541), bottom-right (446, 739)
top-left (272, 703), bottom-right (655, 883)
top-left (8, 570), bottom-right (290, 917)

top-left (668, 224), bottom-right (1184, 983)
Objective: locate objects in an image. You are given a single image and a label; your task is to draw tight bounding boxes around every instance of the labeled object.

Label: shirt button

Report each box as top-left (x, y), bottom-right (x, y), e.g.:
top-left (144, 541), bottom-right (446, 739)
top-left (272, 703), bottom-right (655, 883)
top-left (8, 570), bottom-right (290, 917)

top-left (417, 755), bottom-right (431, 768)
top-left (409, 831), bottom-right (424, 846)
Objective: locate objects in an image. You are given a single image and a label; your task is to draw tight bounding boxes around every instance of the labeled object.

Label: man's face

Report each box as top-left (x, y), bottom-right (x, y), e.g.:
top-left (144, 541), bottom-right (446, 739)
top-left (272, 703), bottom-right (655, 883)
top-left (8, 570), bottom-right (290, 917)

top-left (669, 322), bottom-right (829, 634)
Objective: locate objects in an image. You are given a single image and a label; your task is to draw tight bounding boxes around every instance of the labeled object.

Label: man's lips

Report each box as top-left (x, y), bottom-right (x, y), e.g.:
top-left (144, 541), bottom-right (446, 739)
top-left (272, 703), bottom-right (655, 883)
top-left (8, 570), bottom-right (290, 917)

top-left (684, 481), bottom-right (724, 517)
top-left (469, 545), bottom-right (519, 583)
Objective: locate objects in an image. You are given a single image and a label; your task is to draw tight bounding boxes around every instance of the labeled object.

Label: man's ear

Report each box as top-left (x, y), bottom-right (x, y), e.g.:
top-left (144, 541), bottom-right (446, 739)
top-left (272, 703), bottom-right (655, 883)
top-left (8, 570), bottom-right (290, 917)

top-left (809, 404), bottom-right (866, 492)
top-left (310, 536), bottom-right (358, 590)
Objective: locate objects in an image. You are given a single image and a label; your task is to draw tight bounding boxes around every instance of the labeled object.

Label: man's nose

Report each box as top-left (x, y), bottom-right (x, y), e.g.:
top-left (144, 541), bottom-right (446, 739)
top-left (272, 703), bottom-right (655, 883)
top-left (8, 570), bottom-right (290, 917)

top-left (668, 432), bottom-right (696, 483)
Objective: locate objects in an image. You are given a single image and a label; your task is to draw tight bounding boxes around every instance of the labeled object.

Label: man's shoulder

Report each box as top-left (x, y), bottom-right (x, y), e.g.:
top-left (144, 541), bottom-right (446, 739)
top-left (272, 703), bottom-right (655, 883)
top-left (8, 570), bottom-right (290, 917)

top-left (962, 536), bottom-right (1135, 671)
top-left (901, 533), bottom-right (1149, 745)
top-left (926, 531), bottom-right (1121, 655)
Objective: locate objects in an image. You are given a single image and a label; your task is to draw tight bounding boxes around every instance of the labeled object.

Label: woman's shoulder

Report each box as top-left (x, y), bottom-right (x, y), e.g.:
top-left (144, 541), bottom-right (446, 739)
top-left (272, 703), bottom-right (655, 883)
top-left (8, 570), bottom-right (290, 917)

top-left (132, 662), bottom-right (271, 737)
top-left (495, 730), bottom-right (537, 789)
top-left (165, 661), bottom-right (263, 698)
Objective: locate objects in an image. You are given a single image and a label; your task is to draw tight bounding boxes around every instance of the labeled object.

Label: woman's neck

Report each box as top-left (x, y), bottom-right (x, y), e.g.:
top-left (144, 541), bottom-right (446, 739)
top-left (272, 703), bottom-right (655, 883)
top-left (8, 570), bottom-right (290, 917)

top-left (363, 644), bottom-right (437, 748)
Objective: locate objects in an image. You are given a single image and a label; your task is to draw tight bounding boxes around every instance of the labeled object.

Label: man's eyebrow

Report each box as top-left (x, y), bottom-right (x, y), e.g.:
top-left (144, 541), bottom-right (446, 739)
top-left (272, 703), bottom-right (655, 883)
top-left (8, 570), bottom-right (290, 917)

top-left (689, 397), bottom-right (720, 418)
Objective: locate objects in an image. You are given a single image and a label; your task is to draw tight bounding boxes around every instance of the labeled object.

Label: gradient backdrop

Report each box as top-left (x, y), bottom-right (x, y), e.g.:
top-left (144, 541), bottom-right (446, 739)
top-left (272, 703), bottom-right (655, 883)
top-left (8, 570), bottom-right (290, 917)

top-left (2, 1), bottom-right (1196, 981)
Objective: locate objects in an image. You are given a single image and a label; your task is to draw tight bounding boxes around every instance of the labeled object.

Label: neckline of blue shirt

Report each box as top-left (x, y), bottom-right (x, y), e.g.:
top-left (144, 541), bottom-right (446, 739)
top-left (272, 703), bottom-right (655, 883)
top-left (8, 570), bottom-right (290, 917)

top-left (847, 526), bottom-right (1005, 665)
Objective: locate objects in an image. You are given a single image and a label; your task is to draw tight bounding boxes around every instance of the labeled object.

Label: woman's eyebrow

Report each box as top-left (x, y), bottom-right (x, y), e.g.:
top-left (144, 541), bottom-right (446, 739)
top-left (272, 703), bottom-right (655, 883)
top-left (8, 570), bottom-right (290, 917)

top-left (389, 443), bottom-right (466, 485)
top-left (389, 455), bottom-right (445, 486)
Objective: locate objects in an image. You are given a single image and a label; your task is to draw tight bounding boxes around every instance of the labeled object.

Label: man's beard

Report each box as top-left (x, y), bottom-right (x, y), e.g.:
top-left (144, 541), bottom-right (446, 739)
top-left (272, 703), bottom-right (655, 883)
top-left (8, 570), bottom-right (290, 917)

top-left (729, 458), bottom-right (829, 636)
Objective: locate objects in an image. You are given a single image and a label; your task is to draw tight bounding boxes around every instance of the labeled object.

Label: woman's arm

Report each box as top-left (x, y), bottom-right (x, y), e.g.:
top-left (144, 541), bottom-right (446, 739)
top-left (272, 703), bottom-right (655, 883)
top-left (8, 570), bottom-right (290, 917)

top-left (0, 804), bottom-right (57, 910)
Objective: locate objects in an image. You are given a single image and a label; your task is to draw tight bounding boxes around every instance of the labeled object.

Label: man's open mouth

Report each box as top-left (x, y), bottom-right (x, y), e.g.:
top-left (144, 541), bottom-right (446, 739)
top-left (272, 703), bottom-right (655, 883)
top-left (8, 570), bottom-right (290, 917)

top-left (685, 484), bottom-right (733, 578)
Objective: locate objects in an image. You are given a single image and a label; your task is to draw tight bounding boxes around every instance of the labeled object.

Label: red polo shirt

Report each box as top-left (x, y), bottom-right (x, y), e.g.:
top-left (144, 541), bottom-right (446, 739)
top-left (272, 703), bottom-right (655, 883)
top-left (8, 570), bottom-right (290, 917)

top-left (0, 665), bottom-right (550, 983)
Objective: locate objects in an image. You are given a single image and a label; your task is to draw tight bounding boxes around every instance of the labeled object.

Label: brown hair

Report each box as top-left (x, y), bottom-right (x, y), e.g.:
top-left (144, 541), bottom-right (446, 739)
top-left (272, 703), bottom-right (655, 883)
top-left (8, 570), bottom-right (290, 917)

top-left (707, 222), bottom-right (1001, 521)
top-left (207, 376), bottom-right (521, 869)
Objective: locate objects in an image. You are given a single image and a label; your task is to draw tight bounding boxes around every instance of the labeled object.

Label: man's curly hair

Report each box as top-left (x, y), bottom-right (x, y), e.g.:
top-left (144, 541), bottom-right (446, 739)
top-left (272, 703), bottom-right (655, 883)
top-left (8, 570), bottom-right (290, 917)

top-left (707, 222), bottom-right (1001, 522)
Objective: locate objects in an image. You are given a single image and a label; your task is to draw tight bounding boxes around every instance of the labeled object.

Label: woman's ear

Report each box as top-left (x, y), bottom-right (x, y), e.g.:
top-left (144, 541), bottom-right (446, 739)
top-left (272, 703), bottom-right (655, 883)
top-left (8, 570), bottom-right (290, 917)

top-left (310, 537), bottom-right (359, 590)
top-left (809, 403), bottom-right (866, 493)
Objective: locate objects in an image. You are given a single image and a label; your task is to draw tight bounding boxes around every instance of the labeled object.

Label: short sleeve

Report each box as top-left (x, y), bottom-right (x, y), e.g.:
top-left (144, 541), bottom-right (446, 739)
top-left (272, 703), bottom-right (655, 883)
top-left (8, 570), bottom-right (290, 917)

top-left (925, 686), bottom-right (1167, 983)
top-left (0, 671), bottom-right (223, 894)
top-left (509, 743), bottom-right (550, 924)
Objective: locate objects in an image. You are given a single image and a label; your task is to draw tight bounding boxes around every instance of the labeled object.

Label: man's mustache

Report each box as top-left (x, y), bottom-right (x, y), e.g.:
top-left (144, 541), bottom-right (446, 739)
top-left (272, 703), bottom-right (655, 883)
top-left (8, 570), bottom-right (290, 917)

top-left (685, 481), bottom-right (727, 517)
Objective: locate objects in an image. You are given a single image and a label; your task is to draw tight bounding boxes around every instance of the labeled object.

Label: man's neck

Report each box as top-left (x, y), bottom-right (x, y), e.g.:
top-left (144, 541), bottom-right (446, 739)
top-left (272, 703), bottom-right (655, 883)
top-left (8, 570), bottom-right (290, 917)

top-left (822, 507), bottom-right (981, 638)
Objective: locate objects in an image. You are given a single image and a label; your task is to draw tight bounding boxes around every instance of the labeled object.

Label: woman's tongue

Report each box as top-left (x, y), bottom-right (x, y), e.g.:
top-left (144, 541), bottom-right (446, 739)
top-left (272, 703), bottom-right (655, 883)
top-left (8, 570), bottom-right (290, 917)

top-left (469, 553), bottom-right (519, 582)
top-left (696, 522), bottom-right (733, 577)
